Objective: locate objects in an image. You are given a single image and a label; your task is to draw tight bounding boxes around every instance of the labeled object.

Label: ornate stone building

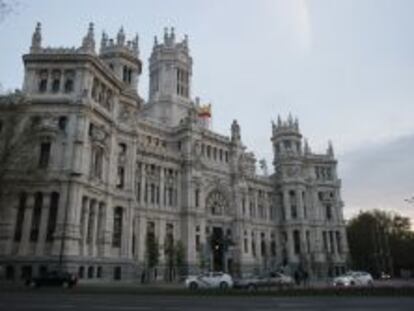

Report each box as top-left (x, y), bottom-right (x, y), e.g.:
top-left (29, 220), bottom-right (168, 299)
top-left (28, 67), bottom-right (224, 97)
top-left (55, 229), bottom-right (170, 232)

top-left (0, 23), bottom-right (348, 281)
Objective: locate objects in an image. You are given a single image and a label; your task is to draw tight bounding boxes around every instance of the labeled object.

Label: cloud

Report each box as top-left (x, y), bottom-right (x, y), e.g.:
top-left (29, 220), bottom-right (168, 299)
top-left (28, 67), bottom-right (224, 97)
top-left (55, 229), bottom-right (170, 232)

top-left (339, 134), bottom-right (414, 223)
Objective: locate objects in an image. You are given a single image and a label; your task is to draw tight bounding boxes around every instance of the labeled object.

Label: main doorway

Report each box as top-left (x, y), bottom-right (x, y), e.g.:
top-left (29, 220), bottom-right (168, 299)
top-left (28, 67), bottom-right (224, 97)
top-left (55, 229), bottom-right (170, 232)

top-left (211, 227), bottom-right (224, 272)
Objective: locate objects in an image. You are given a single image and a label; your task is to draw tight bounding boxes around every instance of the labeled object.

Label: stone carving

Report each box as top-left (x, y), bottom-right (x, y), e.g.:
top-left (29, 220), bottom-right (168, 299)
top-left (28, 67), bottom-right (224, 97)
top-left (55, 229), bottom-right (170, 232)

top-left (285, 166), bottom-right (301, 178)
top-left (90, 125), bottom-right (108, 144)
top-left (206, 190), bottom-right (228, 216)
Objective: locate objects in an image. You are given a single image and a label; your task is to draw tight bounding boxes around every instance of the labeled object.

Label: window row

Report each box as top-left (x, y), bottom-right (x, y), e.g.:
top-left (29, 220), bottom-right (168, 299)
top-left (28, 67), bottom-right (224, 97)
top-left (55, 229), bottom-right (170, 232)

top-left (244, 230), bottom-right (277, 258)
top-left (136, 182), bottom-right (178, 207)
top-left (201, 144), bottom-right (229, 163)
top-left (37, 69), bottom-right (75, 94)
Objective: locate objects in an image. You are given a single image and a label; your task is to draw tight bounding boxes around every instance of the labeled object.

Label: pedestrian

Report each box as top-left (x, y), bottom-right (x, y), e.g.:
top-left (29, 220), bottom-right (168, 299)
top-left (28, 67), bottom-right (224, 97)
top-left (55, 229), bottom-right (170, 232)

top-left (303, 270), bottom-right (309, 287)
top-left (294, 269), bottom-right (301, 286)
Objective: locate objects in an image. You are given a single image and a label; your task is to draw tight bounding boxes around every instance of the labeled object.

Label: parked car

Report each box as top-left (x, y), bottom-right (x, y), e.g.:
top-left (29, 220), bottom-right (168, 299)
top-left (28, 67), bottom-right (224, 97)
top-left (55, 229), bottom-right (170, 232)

top-left (25, 271), bottom-right (78, 288)
top-left (234, 272), bottom-right (294, 290)
top-left (185, 271), bottom-right (233, 290)
top-left (332, 271), bottom-right (374, 287)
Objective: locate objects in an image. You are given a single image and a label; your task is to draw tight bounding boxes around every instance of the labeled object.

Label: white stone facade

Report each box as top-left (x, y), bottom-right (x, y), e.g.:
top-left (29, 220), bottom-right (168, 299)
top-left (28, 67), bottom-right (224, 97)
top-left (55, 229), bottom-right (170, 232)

top-left (0, 23), bottom-right (348, 281)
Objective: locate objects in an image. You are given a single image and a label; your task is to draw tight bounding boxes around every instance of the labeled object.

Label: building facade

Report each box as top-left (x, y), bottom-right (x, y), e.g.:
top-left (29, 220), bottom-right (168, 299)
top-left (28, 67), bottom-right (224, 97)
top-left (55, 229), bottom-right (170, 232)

top-left (0, 23), bottom-right (348, 281)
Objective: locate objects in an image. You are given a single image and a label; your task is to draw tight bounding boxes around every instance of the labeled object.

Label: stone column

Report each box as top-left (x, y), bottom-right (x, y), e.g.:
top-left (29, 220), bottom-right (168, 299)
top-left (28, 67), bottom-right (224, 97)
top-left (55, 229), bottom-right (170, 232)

top-left (96, 202), bottom-right (105, 256)
top-left (297, 189), bottom-right (304, 220)
top-left (137, 215), bottom-right (147, 263)
top-left (283, 189), bottom-right (290, 221)
top-left (176, 171), bottom-right (182, 209)
top-left (125, 205), bottom-right (134, 259)
top-left (0, 194), bottom-right (18, 256)
top-left (120, 206), bottom-right (129, 257)
top-left (160, 168), bottom-right (165, 208)
top-left (158, 218), bottom-right (166, 264)
top-left (80, 196), bottom-right (89, 257)
top-left (254, 190), bottom-right (258, 218)
top-left (18, 193), bottom-right (35, 256)
top-left (36, 193), bottom-right (51, 256)
top-left (140, 170), bottom-right (145, 206)
top-left (102, 197), bottom-right (113, 257)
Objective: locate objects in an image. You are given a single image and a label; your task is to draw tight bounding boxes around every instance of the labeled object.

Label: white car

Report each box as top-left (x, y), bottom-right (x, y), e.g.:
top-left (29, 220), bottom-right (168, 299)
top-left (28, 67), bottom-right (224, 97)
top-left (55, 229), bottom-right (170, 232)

top-left (333, 271), bottom-right (374, 287)
top-left (185, 272), bottom-right (233, 290)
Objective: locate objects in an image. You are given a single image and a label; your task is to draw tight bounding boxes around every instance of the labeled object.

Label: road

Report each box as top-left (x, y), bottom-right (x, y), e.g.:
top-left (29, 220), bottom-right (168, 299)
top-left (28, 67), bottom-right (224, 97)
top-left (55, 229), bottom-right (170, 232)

top-left (1, 292), bottom-right (414, 311)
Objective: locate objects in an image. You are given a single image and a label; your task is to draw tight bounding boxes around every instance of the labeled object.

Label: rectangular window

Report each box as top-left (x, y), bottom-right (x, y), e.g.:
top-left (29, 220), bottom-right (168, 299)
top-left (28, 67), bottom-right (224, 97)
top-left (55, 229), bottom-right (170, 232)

top-left (136, 182), bottom-right (141, 201)
top-left (46, 192), bottom-right (59, 241)
top-left (92, 147), bottom-right (104, 179)
top-left (326, 204), bottom-right (332, 220)
top-left (293, 230), bottom-right (301, 255)
top-left (51, 75), bottom-right (61, 92)
top-left (117, 166), bottom-right (125, 189)
top-left (14, 193), bottom-right (26, 242)
top-left (260, 233), bottom-right (266, 256)
top-left (112, 207), bottom-right (123, 248)
top-left (306, 230), bottom-right (311, 253)
top-left (336, 231), bottom-right (342, 254)
top-left (195, 189), bottom-right (199, 208)
top-left (251, 233), bottom-right (256, 257)
top-left (39, 142), bottom-right (51, 168)
top-left (30, 193), bottom-right (43, 242)
top-left (271, 240), bottom-right (276, 257)
top-left (244, 231), bottom-right (248, 253)
top-left (64, 70), bottom-right (75, 93)
top-left (38, 70), bottom-right (48, 93)
top-left (322, 231), bottom-right (328, 251)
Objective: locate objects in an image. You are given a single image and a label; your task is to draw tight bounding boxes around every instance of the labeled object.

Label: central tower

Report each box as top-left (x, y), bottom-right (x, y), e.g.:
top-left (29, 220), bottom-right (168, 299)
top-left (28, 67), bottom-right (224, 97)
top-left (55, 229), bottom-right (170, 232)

top-left (145, 27), bottom-right (193, 126)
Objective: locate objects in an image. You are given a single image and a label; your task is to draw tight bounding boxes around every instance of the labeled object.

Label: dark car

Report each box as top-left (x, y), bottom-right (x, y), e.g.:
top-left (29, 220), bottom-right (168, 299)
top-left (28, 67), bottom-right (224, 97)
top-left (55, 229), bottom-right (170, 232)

top-left (26, 271), bottom-right (78, 288)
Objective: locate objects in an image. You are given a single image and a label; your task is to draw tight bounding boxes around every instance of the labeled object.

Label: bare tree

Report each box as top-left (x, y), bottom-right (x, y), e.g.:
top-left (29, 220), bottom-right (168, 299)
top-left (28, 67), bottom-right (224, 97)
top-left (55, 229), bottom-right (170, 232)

top-left (0, 92), bottom-right (38, 204)
top-left (0, 0), bottom-right (19, 23)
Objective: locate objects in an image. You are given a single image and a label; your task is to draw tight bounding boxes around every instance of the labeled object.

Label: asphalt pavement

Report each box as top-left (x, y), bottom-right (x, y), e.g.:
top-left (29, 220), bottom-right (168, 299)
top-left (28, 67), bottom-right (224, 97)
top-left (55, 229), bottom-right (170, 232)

top-left (0, 292), bottom-right (414, 311)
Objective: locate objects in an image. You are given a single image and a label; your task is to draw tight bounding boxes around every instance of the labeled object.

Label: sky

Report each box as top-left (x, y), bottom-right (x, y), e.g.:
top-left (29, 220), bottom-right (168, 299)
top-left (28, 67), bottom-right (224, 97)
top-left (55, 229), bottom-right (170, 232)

top-left (1, 0), bottom-right (414, 223)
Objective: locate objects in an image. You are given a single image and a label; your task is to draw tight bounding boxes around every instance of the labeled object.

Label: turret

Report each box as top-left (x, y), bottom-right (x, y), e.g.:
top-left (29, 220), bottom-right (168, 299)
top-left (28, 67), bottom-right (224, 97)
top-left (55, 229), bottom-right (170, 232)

top-left (271, 114), bottom-right (302, 163)
top-left (80, 22), bottom-right (96, 54)
top-left (146, 27), bottom-right (193, 126)
top-left (99, 26), bottom-right (142, 91)
top-left (149, 27), bottom-right (192, 101)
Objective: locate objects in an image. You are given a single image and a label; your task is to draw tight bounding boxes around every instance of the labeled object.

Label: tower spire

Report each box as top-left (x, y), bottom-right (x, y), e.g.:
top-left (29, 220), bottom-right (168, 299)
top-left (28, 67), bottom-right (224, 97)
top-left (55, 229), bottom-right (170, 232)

top-left (100, 31), bottom-right (108, 52)
top-left (132, 33), bottom-right (139, 55)
top-left (117, 26), bottom-right (125, 46)
top-left (81, 22), bottom-right (95, 53)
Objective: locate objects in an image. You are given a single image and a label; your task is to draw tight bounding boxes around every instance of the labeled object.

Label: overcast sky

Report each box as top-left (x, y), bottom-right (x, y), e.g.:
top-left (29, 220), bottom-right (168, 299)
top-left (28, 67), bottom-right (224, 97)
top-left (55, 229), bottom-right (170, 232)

top-left (1, 0), bottom-right (413, 223)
